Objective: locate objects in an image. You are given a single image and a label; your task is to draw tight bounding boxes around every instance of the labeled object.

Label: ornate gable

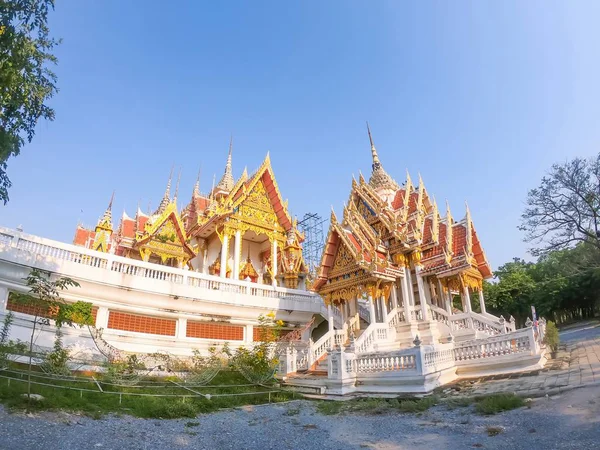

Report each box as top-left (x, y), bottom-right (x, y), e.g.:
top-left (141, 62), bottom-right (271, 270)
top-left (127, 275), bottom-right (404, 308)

top-left (134, 202), bottom-right (195, 265)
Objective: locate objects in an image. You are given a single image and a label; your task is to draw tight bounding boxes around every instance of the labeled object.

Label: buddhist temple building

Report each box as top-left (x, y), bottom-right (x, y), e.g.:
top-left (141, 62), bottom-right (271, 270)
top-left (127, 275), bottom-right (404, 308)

top-left (72, 146), bottom-right (308, 289)
top-left (0, 131), bottom-right (548, 395)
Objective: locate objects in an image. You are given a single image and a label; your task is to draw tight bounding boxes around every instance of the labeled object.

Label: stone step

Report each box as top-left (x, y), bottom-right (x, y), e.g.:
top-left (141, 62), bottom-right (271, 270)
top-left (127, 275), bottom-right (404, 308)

top-left (282, 382), bottom-right (326, 395)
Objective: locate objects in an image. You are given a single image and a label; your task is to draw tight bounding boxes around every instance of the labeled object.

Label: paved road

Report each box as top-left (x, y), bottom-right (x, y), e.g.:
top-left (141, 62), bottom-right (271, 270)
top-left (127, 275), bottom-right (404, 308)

top-left (560, 322), bottom-right (600, 343)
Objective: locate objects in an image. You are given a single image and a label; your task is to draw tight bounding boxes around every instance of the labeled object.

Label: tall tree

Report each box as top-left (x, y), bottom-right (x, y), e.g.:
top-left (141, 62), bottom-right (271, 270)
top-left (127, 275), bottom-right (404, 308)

top-left (520, 153), bottom-right (600, 257)
top-left (0, 0), bottom-right (59, 204)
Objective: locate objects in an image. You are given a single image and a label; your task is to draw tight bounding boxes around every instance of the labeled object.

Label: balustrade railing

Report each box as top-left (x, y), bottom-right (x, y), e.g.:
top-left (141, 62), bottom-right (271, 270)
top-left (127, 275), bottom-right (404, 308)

top-left (387, 307), bottom-right (406, 328)
top-left (453, 328), bottom-right (536, 363)
top-left (0, 227), bottom-right (323, 308)
top-left (347, 352), bottom-right (418, 374)
top-left (358, 303), bottom-right (370, 323)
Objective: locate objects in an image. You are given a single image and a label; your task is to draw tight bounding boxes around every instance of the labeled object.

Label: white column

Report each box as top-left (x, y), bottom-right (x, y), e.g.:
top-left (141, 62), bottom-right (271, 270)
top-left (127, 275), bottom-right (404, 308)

top-left (380, 296), bottom-right (388, 319)
top-left (202, 246), bottom-right (209, 274)
top-left (478, 289), bottom-right (487, 315)
top-left (439, 280), bottom-right (452, 315)
top-left (401, 268), bottom-right (413, 322)
top-left (463, 286), bottom-right (473, 313)
top-left (415, 267), bottom-right (429, 321)
top-left (220, 235), bottom-right (229, 278)
top-left (95, 306), bottom-right (109, 329)
top-left (328, 305), bottom-right (335, 333)
top-left (233, 230), bottom-right (241, 280)
top-left (405, 267), bottom-right (416, 306)
top-left (391, 284), bottom-right (399, 310)
top-left (271, 239), bottom-right (278, 286)
top-left (245, 324), bottom-right (254, 343)
top-left (177, 318), bottom-right (187, 339)
top-left (0, 285), bottom-right (8, 310)
top-left (368, 295), bottom-right (376, 323)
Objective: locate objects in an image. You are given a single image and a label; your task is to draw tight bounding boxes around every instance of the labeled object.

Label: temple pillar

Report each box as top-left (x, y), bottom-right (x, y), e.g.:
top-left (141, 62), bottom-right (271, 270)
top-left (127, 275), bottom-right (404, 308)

top-left (328, 305), bottom-right (335, 333)
top-left (219, 234), bottom-right (229, 278)
top-left (439, 279), bottom-right (452, 315)
top-left (380, 295), bottom-right (388, 320)
top-left (233, 230), bottom-right (242, 280)
top-left (391, 283), bottom-right (399, 310)
top-left (368, 295), bottom-right (376, 323)
top-left (415, 267), bottom-right (429, 321)
top-left (271, 239), bottom-right (278, 286)
top-left (401, 269), bottom-right (414, 322)
top-left (478, 289), bottom-right (487, 315)
top-left (463, 286), bottom-right (473, 313)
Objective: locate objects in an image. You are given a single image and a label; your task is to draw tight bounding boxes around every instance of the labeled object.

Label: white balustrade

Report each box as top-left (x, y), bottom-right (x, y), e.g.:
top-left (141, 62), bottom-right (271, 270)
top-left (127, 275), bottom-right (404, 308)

top-left (0, 226), bottom-right (324, 311)
top-left (453, 328), bottom-right (536, 364)
top-left (348, 352), bottom-right (418, 374)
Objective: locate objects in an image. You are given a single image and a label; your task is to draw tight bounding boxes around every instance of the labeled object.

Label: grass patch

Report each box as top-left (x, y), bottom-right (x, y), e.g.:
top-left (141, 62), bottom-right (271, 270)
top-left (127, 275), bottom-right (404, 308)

top-left (283, 407), bottom-right (300, 416)
top-left (444, 397), bottom-right (475, 409)
top-left (185, 421), bottom-right (200, 427)
top-left (0, 368), bottom-right (294, 419)
top-left (316, 396), bottom-right (439, 416)
top-left (474, 394), bottom-right (525, 415)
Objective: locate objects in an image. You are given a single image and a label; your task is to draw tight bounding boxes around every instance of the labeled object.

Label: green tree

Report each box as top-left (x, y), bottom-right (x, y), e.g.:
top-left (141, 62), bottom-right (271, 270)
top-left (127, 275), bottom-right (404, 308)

top-left (0, 0), bottom-right (60, 204)
top-left (10, 269), bottom-right (92, 410)
top-left (484, 258), bottom-right (537, 326)
top-left (520, 153), bottom-right (600, 257)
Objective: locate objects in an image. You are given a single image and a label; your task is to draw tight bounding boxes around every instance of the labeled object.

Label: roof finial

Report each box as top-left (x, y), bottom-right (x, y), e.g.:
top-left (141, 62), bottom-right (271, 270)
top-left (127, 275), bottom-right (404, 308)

top-left (193, 166), bottom-right (201, 196)
top-left (215, 137), bottom-right (234, 192)
top-left (366, 121), bottom-right (380, 167)
top-left (174, 168), bottom-right (182, 202)
top-left (156, 166), bottom-right (174, 214)
top-left (108, 190), bottom-right (115, 210)
top-left (165, 165), bottom-right (174, 198)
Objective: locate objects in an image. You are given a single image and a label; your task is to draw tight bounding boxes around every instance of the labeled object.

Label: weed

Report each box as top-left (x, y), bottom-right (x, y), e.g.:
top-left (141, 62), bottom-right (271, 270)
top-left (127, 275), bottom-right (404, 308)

top-left (486, 426), bottom-right (504, 436)
top-left (475, 394), bottom-right (525, 415)
top-left (445, 397), bottom-right (474, 409)
top-left (316, 401), bottom-right (345, 415)
top-left (185, 421), bottom-right (200, 427)
top-left (284, 407), bottom-right (300, 416)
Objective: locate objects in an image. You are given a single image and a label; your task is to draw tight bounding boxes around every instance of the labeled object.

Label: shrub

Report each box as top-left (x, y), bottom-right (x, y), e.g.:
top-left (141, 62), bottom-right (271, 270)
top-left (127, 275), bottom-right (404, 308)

top-left (544, 321), bottom-right (560, 353)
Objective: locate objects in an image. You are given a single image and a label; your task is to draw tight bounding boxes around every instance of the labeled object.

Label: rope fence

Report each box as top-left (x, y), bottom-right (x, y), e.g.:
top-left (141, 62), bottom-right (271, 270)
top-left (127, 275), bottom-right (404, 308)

top-left (0, 372), bottom-right (291, 404)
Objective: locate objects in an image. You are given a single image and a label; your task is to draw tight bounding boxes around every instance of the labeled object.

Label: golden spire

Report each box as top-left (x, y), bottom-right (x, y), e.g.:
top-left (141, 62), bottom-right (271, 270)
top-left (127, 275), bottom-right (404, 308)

top-left (193, 167), bottom-right (201, 197)
top-left (97, 191), bottom-right (114, 231)
top-left (367, 122), bottom-right (380, 167)
top-left (173, 168), bottom-right (182, 203)
top-left (365, 123), bottom-right (399, 191)
top-left (465, 201), bottom-right (473, 258)
top-left (445, 199), bottom-right (454, 257)
top-left (157, 166), bottom-right (173, 214)
top-left (215, 136), bottom-right (234, 192)
top-left (431, 195), bottom-right (439, 243)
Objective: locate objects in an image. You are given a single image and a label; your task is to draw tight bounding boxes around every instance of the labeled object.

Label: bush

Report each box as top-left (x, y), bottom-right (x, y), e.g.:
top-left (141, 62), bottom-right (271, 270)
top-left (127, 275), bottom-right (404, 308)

top-left (544, 321), bottom-right (560, 353)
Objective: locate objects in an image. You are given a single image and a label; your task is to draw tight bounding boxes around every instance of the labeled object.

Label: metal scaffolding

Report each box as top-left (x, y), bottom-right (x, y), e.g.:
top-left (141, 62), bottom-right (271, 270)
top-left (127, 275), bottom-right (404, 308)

top-left (298, 212), bottom-right (326, 275)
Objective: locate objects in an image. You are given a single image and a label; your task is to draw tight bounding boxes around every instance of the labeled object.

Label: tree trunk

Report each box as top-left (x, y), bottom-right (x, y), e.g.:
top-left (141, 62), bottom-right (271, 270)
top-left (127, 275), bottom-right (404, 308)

top-left (27, 315), bottom-right (38, 413)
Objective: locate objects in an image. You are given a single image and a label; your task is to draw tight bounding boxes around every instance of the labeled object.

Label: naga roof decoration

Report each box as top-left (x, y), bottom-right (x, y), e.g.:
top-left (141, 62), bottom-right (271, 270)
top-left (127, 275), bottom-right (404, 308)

top-left (313, 127), bottom-right (493, 300)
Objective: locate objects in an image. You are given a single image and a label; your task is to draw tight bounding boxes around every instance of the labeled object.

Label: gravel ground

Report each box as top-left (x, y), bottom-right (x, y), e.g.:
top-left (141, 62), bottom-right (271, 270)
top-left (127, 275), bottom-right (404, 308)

top-left (1, 384), bottom-right (599, 450)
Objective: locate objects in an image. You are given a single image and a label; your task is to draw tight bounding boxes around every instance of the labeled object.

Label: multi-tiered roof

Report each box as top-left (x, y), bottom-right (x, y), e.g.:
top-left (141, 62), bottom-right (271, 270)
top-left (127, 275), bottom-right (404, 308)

top-left (313, 125), bottom-right (491, 302)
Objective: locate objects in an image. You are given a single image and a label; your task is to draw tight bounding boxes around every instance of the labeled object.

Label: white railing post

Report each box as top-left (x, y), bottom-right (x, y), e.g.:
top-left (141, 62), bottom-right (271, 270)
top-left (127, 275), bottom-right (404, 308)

top-left (95, 307), bottom-right (109, 329)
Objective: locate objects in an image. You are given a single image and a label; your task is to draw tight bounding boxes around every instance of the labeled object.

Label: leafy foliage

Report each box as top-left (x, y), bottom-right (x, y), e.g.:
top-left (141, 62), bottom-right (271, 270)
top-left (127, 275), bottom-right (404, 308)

top-left (0, 312), bottom-right (14, 368)
top-left (230, 313), bottom-right (283, 384)
top-left (40, 328), bottom-right (70, 376)
top-left (0, 0), bottom-right (60, 204)
top-left (520, 153), bottom-right (600, 257)
top-left (484, 245), bottom-right (600, 325)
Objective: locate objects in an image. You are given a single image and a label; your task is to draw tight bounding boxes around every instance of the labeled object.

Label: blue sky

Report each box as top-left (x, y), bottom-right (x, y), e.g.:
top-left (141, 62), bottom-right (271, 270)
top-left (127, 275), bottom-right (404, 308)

top-left (3, 1), bottom-right (600, 270)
